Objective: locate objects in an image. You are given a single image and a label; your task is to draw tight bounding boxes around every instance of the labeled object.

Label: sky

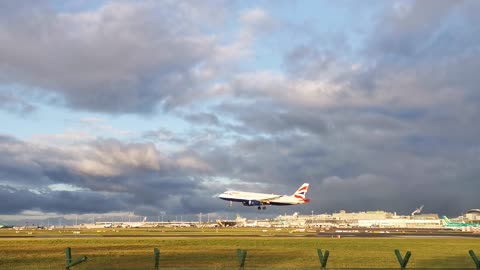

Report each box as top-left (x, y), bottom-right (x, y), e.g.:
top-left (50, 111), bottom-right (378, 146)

top-left (1, 0), bottom-right (479, 224)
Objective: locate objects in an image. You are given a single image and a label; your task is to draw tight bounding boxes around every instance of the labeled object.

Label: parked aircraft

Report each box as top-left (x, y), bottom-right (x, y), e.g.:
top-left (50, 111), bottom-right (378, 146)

top-left (0, 223), bottom-right (13, 229)
top-left (81, 223), bottom-right (113, 229)
top-left (442, 216), bottom-right (480, 228)
top-left (121, 217), bottom-right (147, 228)
top-left (218, 183), bottom-right (310, 210)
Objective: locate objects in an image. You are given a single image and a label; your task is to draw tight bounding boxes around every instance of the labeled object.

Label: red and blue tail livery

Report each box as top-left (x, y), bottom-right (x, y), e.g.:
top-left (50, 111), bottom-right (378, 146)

top-left (293, 183), bottom-right (310, 203)
top-left (218, 183), bottom-right (310, 210)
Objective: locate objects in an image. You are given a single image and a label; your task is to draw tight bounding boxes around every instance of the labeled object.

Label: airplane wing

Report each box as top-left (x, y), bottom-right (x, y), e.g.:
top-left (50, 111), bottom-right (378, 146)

top-left (257, 195), bottom-right (283, 204)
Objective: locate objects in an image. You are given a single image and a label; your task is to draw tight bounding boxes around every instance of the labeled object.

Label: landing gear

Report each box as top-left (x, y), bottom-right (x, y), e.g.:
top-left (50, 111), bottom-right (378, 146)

top-left (258, 206), bottom-right (267, 210)
top-left (258, 206), bottom-right (261, 210)
top-left (229, 201), bottom-right (233, 207)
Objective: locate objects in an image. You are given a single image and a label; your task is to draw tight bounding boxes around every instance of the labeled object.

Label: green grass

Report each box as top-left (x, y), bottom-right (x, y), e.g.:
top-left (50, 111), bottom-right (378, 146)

top-left (0, 228), bottom-right (479, 269)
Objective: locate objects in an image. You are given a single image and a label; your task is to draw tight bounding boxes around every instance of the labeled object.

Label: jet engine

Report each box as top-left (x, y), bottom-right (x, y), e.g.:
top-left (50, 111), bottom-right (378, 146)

top-left (242, 200), bottom-right (261, 206)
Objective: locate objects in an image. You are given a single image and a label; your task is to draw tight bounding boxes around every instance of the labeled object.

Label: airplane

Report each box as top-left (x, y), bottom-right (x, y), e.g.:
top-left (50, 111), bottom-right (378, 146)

top-left (442, 216), bottom-right (480, 228)
top-left (81, 223), bottom-right (113, 229)
top-left (0, 223), bottom-right (13, 229)
top-left (121, 217), bottom-right (147, 228)
top-left (218, 183), bottom-right (310, 210)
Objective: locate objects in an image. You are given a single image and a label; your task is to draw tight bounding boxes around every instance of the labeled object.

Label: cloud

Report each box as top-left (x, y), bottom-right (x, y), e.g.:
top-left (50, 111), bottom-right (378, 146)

top-left (240, 8), bottom-right (277, 38)
top-left (0, 90), bottom-right (36, 115)
top-left (2, 1), bottom-right (480, 220)
top-left (368, 0), bottom-right (463, 57)
top-left (192, 0), bottom-right (480, 215)
top-left (0, 135), bottom-right (222, 216)
top-left (0, 0), bottom-right (243, 114)
top-left (0, 185), bottom-right (130, 215)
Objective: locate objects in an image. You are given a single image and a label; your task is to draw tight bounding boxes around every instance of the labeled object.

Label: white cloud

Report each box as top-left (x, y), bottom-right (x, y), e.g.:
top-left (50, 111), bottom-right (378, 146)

top-left (240, 8), bottom-right (272, 30)
top-left (0, 1), bottom-right (235, 113)
top-left (176, 156), bottom-right (211, 172)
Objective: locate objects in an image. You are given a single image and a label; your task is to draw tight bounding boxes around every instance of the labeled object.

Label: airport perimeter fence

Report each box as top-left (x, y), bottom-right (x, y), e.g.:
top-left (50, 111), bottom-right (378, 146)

top-left (37, 247), bottom-right (480, 270)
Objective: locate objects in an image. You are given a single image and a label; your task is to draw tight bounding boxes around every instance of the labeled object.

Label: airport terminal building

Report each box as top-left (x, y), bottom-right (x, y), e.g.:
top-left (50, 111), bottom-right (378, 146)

top-left (465, 209), bottom-right (480, 222)
top-left (44, 208), bottom-right (478, 230)
top-left (270, 210), bottom-right (442, 229)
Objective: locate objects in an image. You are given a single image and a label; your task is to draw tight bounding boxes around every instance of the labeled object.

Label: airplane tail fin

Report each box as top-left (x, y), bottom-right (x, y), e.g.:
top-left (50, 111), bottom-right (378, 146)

top-left (142, 216), bottom-right (147, 223)
top-left (442, 216), bottom-right (451, 224)
top-left (293, 183), bottom-right (310, 203)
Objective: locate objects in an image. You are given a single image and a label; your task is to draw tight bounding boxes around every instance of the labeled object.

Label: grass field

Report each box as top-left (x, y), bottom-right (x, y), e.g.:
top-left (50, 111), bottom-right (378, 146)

top-left (0, 228), bottom-right (479, 269)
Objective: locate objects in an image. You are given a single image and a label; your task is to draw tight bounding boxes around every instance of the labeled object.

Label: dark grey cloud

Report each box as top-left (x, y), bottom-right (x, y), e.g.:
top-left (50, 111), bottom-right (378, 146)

top-left (184, 112), bottom-right (220, 126)
top-left (0, 135), bottom-right (226, 216)
top-left (351, 0), bottom-right (480, 104)
top-left (0, 185), bottom-right (129, 215)
top-left (368, 0), bottom-right (462, 57)
top-left (215, 101), bottom-right (329, 136)
top-left (283, 31), bottom-right (351, 80)
top-left (184, 0), bottom-right (480, 216)
top-left (0, 0), bottom-right (232, 114)
top-left (197, 118), bottom-right (480, 216)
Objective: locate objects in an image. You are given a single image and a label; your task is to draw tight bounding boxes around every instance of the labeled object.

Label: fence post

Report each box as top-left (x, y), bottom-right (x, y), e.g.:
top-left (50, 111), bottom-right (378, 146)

top-left (469, 250), bottom-right (480, 270)
top-left (236, 249), bottom-right (247, 270)
top-left (394, 249), bottom-right (411, 270)
top-left (317, 248), bottom-right (330, 269)
top-left (154, 248), bottom-right (160, 270)
top-left (64, 247), bottom-right (87, 270)
top-left (65, 247), bottom-right (72, 266)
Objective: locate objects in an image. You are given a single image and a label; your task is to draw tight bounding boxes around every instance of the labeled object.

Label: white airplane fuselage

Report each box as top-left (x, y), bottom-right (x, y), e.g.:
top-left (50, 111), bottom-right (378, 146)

top-left (121, 217), bottom-right (147, 228)
top-left (219, 191), bottom-right (305, 205)
top-left (218, 183), bottom-right (310, 209)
